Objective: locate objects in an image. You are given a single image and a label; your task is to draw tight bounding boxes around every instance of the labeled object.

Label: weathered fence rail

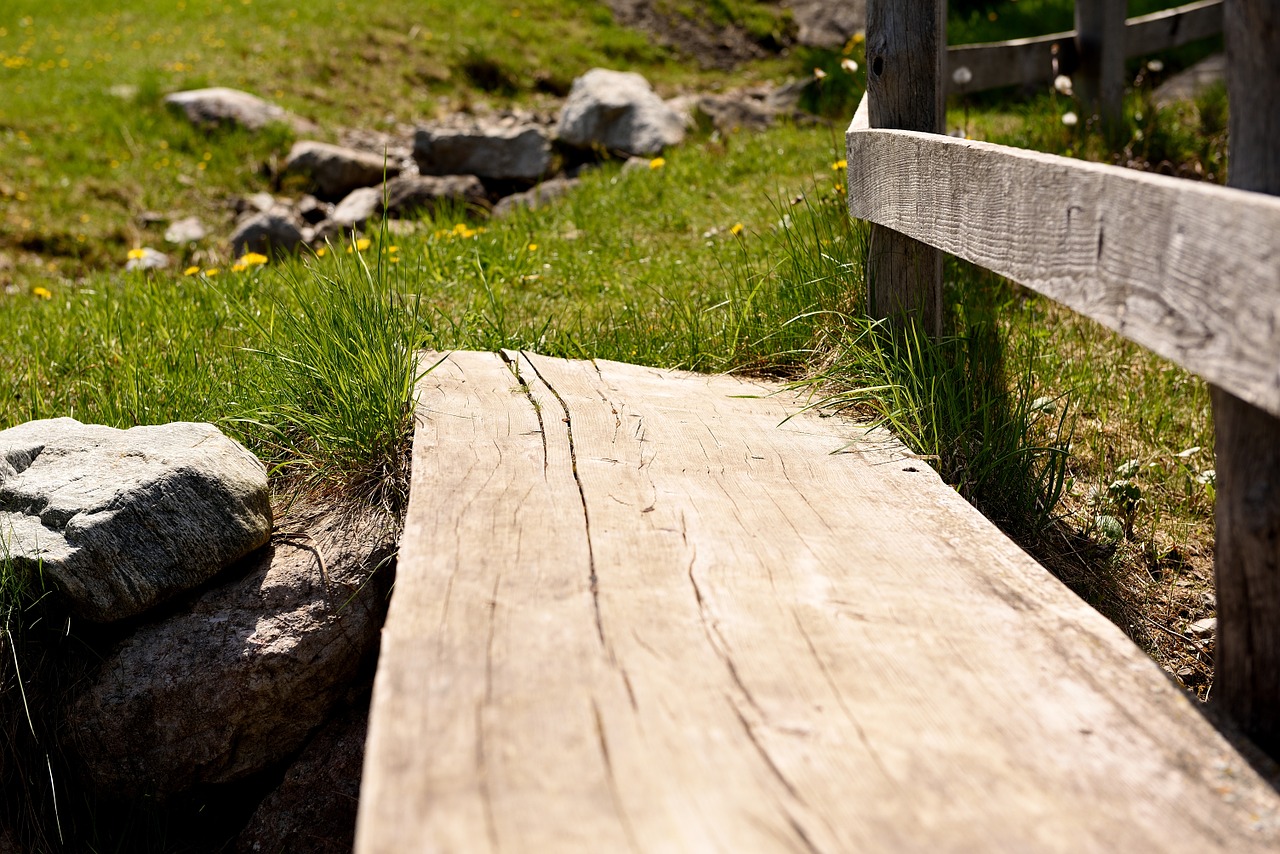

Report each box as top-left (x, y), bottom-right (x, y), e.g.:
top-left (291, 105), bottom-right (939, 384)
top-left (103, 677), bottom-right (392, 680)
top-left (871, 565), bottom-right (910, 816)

top-left (946, 0), bottom-right (1223, 96)
top-left (851, 0), bottom-right (1280, 755)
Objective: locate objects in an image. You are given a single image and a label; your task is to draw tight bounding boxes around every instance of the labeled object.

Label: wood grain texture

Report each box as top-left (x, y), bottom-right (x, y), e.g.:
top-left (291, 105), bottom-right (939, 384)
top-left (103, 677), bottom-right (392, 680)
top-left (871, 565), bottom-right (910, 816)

top-left (845, 125), bottom-right (1280, 418)
top-left (944, 1), bottom-right (1223, 95)
top-left (357, 351), bottom-right (1280, 852)
top-left (865, 0), bottom-right (944, 335)
top-left (1211, 0), bottom-right (1280, 757)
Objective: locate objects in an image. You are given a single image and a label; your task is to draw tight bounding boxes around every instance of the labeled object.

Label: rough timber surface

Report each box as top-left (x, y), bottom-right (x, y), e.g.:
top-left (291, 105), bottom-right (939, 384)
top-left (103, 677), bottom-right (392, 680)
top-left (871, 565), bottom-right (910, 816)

top-left (357, 351), bottom-right (1280, 853)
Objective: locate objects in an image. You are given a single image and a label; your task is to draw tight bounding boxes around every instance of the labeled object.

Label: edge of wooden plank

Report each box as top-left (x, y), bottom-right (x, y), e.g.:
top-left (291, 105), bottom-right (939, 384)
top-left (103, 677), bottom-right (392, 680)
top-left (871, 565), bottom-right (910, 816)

top-left (845, 124), bottom-right (1280, 418)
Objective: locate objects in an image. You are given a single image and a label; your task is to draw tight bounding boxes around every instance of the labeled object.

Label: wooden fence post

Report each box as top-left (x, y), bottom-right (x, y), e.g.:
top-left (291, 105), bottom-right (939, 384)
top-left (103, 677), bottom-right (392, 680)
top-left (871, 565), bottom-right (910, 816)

top-left (864, 0), bottom-right (944, 337)
top-left (1212, 0), bottom-right (1280, 758)
top-left (1074, 0), bottom-right (1126, 129)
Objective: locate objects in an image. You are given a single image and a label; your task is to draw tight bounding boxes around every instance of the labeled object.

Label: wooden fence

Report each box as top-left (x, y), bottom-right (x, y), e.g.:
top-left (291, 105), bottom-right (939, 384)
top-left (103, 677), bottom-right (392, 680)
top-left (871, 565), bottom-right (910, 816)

top-left (947, 0), bottom-right (1223, 106)
top-left (848, 0), bottom-right (1280, 756)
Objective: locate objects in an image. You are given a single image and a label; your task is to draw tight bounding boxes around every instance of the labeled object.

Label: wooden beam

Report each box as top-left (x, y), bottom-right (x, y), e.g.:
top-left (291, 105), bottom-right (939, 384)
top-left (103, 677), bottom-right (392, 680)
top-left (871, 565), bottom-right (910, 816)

top-left (357, 350), bottom-right (1280, 851)
top-left (845, 125), bottom-right (1280, 419)
top-left (944, 1), bottom-right (1224, 96)
top-left (947, 33), bottom-right (1077, 95)
top-left (864, 0), bottom-right (944, 337)
top-left (1126, 0), bottom-right (1224, 57)
top-left (1211, 0), bottom-right (1280, 759)
top-left (1075, 0), bottom-right (1127, 127)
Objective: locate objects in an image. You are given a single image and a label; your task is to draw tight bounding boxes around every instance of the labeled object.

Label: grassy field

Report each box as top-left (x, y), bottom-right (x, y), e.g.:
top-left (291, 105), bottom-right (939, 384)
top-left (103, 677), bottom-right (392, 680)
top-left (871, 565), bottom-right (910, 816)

top-left (1, 0), bottom-right (1230, 847)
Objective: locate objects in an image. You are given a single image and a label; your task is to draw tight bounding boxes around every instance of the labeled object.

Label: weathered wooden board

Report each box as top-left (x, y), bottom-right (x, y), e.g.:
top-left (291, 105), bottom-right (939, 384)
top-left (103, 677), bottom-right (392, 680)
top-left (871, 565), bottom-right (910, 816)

top-left (845, 123), bottom-right (1280, 419)
top-left (357, 351), bottom-right (1280, 852)
top-left (945, 0), bottom-right (1223, 95)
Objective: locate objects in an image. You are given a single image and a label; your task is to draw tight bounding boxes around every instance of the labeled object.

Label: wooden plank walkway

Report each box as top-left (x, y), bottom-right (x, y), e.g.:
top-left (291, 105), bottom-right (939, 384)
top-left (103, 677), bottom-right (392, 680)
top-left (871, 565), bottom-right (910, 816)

top-left (356, 350), bottom-right (1280, 853)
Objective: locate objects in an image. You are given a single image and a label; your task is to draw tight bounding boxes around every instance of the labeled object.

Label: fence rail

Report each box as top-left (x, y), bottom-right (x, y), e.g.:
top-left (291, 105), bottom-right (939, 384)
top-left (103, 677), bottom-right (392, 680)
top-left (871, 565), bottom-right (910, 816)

top-left (946, 0), bottom-right (1223, 95)
top-left (846, 118), bottom-right (1280, 419)
top-left (850, 0), bottom-right (1280, 758)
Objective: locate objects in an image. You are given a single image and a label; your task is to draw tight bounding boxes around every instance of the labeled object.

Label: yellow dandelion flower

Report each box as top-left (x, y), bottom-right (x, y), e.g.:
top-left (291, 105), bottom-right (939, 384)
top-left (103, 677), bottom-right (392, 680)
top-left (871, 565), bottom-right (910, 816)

top-left (453, 223), bottom-right (468, 234)
top-left (231, 262), bottom-right (248, 272)
top-left (528, 243), bottom-right (538, 252)
top-left (355, 237), bottom-right (371, 251)
top-left (649, 157), bottom-right (666, 170)
top-left (127, 247), bottom-right (148, 260)
top-left (32, 286), bottom-right (52, 300)
top-left (387, 245), bottom-right (398, 253)
top-left (831, 159), bottom-right (847, 170)
top-left (238, 252), bottom-right (268, 266)
top-left (204, 267), bottom-right (219, 276)
top-left (315, 247), bottom-right (327, 257)
top-left (730, 223), bottom-right (744, 236)
top-left (183, 265), bottom-right (200, 276)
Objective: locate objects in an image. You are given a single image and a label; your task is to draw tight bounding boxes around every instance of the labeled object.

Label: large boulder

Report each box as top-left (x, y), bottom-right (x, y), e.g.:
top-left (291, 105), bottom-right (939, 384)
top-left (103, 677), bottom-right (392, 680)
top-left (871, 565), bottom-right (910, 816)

top-left (234, 693), bottom-right (370, 854)
top-left (284, 141), bottom-right (400, 200)
top-left (556, 68), bottom-right (686, 156)
top-left (231, 209), bottom-right (306, 257)
top-left (0, 419), bottom-right (271, 623)
top-left (164, 88), bottom-right (310, 132)
top-left (414, 118), bottom-right (551, 182)
top-left (67, 501), bottom-right (396, 799)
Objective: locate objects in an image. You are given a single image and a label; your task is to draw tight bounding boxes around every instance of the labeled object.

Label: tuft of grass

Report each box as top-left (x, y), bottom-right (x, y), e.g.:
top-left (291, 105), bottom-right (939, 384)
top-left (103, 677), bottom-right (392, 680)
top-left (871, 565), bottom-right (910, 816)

top-left (230, 236), bottom-right (424, 513)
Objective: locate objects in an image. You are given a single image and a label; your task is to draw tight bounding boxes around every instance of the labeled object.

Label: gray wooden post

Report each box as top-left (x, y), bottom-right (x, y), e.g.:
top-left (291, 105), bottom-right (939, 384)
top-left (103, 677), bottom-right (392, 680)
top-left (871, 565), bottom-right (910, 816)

top-left (1074, 0), bottom-right (1125, 129)
top-left (864, 0), bottom-right (945, 337)
top-left (1212, 0), bottom-right (1280, 758)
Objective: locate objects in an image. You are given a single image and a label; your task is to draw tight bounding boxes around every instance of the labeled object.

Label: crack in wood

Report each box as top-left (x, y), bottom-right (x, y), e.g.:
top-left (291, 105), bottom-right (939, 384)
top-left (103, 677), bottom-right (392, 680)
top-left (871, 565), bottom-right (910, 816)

top-left (593, 699), bottom-right (641, 853)
top-left (475, 701), bottom-right (500, 852)
top-left (521, 352), bottom-right (607, 650)
top-left (498, 350), bottom-right (548, 476)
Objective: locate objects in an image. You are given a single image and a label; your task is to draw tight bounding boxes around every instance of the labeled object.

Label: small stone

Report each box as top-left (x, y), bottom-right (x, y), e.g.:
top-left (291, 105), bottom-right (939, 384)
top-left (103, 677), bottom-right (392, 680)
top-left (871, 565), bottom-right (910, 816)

top-left (329, 186), bottom-right (382, 230)
top-left (231, 210), bottom-right (305, 258)
top-left (284, 141), bottom-right (401, 200)
top-left (0, 418), bottom-right (272, 622)
top-left (1188, 617), bottom-right (1217, 639)
top-left (556, 68), bottom-right (686, 156)
top-left (164, 87), bottom-right (310, 132)
top-left (1200, 591), bottom-right (1217, 610)
top-left (492, 177), bottom-right (580, 218)
top-left (163, 216), bottom-right (207, 244)
top-left (297, 195), bottom-right (333, 225)
top-left (124, 247), bottom-right (170, 271)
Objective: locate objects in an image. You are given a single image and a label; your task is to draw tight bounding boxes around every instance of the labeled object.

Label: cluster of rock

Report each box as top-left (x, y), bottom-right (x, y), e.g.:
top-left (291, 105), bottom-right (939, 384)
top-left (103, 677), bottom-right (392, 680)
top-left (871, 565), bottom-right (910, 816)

top-left (151, 68), bottom-right (809, 263)
top-left (0, 418), bottom-right (396, 850)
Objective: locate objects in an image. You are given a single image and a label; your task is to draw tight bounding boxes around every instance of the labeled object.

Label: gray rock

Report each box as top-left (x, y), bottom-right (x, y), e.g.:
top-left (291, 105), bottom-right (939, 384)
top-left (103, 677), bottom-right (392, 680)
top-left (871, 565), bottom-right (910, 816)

top-left (0, 419), bottom-right (271, 623)
top-left (231, 210), bottom-right (305, 257)
top-left (285, 141), bottom-right (400, 200)
top-left (67, 501), bottom-right (396, 799)
top-left (1189, 617), bottom-right (1218, 639)
top-left (784, 0), bottom-right (866, 49)
top-left (234, 694), bottom-right (369, 854)
top-left (493, 177), bottom-right (580, 218)
top-left (556, 68), bottom-right (686, 156)
top-left (414, 120), bottom-right (551, 181)
top-left (163, 216), bottom-right (207, 244)
top-left (620, 155), bottom-right (653, 174)
top-left (123, 247), bottom-right (170, 271)
top-left (164, 88), bottom-right (310, 132)
top-left (381, 174), bottom-right (488, 218)
top-left (329, 186), bottom-right (382, 230)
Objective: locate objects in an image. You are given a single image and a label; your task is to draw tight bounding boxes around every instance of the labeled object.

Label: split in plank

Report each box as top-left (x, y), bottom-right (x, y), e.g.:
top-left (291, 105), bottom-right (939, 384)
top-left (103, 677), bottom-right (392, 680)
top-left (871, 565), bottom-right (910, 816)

top-left (357, 351), bottom-right (1280, 853)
